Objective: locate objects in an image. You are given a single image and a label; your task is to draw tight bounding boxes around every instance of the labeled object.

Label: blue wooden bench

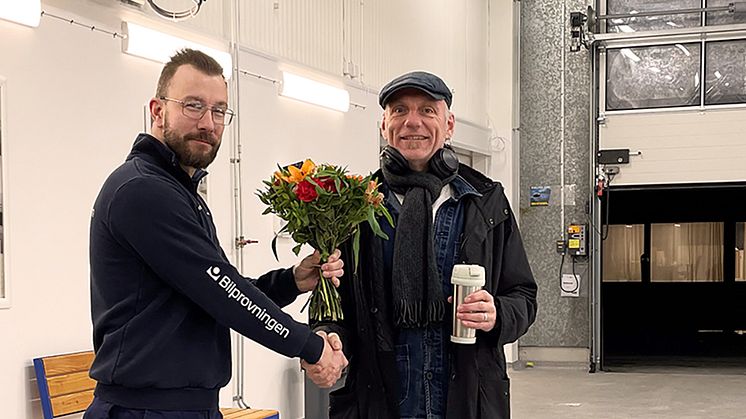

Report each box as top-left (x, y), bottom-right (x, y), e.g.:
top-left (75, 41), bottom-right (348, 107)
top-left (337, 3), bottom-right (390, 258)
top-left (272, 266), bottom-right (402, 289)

top-left (33, 351), bottom-right (279, 419)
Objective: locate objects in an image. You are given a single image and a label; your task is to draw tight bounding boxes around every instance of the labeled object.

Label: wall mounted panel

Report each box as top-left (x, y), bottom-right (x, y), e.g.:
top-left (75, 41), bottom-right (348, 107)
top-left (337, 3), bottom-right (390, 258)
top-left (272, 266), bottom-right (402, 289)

top-left (600, 108), bottom-right (746, 184)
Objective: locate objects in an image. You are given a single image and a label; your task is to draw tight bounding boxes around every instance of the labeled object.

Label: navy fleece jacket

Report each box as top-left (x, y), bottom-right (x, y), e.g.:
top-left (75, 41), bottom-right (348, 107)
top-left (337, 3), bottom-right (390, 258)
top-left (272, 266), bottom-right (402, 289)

top-left (89, 134), bottom-right (323, 410)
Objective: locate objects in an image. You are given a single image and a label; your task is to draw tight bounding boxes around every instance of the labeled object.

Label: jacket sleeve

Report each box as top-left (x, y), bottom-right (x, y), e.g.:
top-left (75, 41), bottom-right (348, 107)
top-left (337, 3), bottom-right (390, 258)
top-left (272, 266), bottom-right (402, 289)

top-left (106, 177), bottom-right (323, 363)
top-left (215, 245), bottom-right (302, 307)
top-left (247, 269), bottom-right (303, 308)
top-left (491, 203), bottom-right (539, 346)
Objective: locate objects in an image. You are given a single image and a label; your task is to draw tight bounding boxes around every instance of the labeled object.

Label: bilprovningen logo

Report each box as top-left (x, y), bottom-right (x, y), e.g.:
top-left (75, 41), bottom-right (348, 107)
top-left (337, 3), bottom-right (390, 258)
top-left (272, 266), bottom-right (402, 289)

top-left (206, 266), bottom-right (290, 339)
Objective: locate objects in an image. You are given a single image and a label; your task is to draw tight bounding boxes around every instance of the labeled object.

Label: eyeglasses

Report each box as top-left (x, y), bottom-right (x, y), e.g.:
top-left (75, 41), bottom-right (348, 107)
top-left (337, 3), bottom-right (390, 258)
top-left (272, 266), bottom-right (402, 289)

top-left (160, 97), bottom-right (235, 126)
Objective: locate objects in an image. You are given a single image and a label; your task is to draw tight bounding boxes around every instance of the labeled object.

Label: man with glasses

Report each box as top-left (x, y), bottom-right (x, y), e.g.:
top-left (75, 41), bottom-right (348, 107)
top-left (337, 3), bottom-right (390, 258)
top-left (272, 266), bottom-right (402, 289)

top-left (85, 49), bottom-right (348, 419)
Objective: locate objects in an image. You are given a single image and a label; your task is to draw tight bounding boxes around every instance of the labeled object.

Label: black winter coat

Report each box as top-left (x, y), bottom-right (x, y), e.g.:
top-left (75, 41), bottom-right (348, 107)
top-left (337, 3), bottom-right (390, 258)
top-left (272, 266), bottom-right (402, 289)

top-left (313, 165), bottom-right (538, 419)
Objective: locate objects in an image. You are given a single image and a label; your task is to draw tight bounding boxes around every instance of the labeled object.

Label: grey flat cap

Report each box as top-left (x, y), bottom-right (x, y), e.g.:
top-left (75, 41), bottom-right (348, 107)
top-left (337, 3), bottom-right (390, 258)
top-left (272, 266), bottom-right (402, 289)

top-left (378, 71), bottom-right (452, 109)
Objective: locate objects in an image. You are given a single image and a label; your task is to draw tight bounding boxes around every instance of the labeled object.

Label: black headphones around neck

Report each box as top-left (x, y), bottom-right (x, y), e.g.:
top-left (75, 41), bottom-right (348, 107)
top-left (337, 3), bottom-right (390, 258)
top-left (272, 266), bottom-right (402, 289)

top-left (380, 143), bottom-right (459, 178)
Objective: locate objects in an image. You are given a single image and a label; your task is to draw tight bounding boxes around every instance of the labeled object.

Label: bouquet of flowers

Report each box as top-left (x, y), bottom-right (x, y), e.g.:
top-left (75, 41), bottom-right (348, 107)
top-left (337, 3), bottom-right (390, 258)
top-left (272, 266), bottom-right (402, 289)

top-left (257, 159), bottom-right (393, 321)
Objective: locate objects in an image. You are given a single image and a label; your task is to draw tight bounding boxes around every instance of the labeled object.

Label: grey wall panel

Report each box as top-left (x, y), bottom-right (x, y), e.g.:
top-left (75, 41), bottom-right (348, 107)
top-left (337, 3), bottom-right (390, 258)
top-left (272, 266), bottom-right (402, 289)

top-left (519, 0), bottom-right (591, 348)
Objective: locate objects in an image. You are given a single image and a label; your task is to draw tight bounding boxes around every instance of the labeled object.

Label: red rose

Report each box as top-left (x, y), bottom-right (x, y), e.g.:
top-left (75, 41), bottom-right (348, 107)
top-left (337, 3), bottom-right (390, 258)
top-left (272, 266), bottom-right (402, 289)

top-left (295, 180), bottom-right (318, 202)
top-left (317, 177), bottom-right (337, 193)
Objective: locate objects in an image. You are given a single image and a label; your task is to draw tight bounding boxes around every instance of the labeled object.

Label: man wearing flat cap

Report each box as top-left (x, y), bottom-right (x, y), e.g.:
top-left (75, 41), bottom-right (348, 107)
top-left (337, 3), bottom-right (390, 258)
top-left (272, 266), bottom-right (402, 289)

top-left (312, 71), bottom-right (537, 419)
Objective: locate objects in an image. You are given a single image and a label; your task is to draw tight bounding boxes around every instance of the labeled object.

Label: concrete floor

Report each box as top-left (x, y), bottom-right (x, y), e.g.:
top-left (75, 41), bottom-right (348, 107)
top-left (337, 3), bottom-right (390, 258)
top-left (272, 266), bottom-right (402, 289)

top-left (511, 365), bottom-right (746, 419)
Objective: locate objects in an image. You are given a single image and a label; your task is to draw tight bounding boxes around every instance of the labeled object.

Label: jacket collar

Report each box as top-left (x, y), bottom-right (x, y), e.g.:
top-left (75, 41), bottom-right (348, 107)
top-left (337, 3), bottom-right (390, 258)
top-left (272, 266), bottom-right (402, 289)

top-left (374, 164), bottom-right (491, 202)
top-left (456, 164), bottom-right (499, 194)
top-left (128, 133), bottom-right (208, 189)
top-left (451, 174), bottom-right (482, 200)
top-left (377, 164), bottom-right (510, 229)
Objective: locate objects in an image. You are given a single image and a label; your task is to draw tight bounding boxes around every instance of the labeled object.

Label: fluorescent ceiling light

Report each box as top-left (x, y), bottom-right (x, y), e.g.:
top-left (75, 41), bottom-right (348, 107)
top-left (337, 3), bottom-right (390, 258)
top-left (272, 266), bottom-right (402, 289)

top-left (0, 0), bottom-right (41, 27)
top-left (279, 71), bottom-right (350, 112)
top-left (122, 21), bottom-right (232, 79)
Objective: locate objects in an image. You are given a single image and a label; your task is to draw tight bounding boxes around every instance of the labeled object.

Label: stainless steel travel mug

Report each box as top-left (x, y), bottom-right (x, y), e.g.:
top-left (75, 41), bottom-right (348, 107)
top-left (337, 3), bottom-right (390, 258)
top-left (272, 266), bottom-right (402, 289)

top-left (450, 264), bottom-right (485, 344)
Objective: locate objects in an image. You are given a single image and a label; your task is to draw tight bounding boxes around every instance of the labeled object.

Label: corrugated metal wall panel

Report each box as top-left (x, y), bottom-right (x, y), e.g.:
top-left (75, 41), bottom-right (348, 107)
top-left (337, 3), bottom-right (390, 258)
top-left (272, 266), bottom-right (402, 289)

top-left (238, 1), bottom-right (278, 54)
top-left (361, 0), bottom-right (449, 89)
top-left (52, 1), bottom-right (487, 121)
top-left (463, 0), bottom-right (488, 125)
top-left (359, 0), bottom-right (384, 88)
top-left (239, 0), bottom-right (342, 75)
top-left (126, 0), bottom-right (488, 123)
top-left (344, 0), bottom-right (363, 81)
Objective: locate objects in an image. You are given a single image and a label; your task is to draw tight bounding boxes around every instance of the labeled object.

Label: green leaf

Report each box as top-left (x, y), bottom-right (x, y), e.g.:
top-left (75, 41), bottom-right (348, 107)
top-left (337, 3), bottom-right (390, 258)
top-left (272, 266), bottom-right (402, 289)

top-left (271, 234), bottom-right (280, 262)
top-left (381, 207), bottom-right (394, 228)
top-left (366, 206), bottom-right (386, 238)
top-left (353, 228), bottom-right (361, 274)
top-left (300, 293), bottom-right (312, 313)
top-left (368, 216), bottom-right (389, 241)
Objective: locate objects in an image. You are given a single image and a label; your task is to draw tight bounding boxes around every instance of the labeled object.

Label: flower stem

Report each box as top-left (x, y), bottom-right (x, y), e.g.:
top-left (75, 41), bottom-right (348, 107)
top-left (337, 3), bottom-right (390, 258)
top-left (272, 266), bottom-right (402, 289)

top-left (309, 265), bottom-right (343, 321)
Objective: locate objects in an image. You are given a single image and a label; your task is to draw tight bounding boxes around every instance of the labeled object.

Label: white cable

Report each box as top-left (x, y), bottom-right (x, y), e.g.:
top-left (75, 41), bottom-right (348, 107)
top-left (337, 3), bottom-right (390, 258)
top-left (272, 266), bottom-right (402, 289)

top-left (40, 11), bottom-right (125, 39)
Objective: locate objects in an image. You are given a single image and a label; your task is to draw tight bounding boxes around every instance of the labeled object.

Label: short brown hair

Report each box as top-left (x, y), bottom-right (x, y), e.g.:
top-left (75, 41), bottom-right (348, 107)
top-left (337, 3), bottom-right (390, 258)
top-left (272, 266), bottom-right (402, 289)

top-left (155, 48), bottom-right (225, 97)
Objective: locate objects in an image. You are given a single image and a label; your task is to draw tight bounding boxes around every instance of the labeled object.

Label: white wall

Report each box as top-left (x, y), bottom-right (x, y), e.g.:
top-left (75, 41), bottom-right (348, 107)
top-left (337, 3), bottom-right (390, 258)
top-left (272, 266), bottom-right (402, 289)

top-left (0, 6), bottom-right (162, 417)
top-left (487, 0), bottom-right (521, 364)
top-left (229, 50), bottom-right (383, 418)
top-left (488, 0), bottom-right (520, 205)
top-left (357, 0), bottom-right (489, 124)
top-left (0, 1), bottom-right (512, 418)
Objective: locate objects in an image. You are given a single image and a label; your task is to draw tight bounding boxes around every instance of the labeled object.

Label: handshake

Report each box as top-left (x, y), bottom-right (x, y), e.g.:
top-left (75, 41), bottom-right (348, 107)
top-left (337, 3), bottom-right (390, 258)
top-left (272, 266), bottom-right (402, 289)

top-left (302, 330), bottom-right (349, 388)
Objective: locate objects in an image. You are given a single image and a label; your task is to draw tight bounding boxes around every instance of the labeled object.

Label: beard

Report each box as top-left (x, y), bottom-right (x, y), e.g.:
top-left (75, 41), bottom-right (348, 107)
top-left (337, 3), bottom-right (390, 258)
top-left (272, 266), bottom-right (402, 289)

top-left (163, 120), bottom-right (221, 170)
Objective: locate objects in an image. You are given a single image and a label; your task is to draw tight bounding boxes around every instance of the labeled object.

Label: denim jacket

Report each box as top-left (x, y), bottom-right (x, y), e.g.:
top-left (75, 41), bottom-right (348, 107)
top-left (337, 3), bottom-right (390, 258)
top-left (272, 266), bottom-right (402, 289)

top-left (381, 177), bottom-right (480, 418)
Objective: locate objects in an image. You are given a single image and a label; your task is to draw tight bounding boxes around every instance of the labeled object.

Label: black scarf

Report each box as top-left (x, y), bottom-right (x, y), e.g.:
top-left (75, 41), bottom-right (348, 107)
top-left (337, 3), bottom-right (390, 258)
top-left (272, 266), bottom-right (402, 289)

top-left (382, 165), bottom-right (457, 328)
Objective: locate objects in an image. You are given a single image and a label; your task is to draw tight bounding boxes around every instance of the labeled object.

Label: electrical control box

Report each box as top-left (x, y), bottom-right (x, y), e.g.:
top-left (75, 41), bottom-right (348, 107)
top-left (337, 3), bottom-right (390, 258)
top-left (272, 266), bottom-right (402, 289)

top-left (566, 224), bottom-right (587, 257)
top-left (556, 239), bottom-right (567, 255)
top-left (597, 149), bottom-right (629, 164)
